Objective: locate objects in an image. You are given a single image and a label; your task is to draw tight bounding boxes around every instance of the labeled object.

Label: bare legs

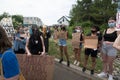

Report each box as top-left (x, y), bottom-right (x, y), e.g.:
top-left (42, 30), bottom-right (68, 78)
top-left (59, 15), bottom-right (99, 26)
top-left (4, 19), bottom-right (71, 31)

top-left (59, 46), bottom-right (70, 67)
top-left (101, 53), bottom-right (116, 75)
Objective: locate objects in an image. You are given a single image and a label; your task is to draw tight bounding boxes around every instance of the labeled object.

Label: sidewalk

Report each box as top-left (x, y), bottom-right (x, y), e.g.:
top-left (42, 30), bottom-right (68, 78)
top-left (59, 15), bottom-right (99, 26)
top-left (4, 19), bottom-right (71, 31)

top-left (55, 58), bottom-right (107, 80)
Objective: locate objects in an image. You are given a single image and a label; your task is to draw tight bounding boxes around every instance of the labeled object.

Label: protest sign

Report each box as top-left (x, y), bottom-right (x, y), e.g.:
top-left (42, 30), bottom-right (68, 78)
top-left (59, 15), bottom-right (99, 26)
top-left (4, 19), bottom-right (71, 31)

top-left (84, 36), bottom-right (98, 49)
top-left (53, 30), bottom-right (59, 40)
top-left (72, 33), bottom-right (81, 48)
top-left (58, 31), bottom-right (67, 39)
top-left (116, 11), bottom-right (120, 30)
top-left (16, 54), bottom-right (54, 80)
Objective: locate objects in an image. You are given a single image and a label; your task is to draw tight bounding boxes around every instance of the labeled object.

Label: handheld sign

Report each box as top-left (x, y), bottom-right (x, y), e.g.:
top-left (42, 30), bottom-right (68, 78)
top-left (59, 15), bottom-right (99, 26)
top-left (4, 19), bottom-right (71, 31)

top-left (72, 33), bottom-right (81, 48)
top-left (53, 30), bottom-right (58, 40)
top-left (16, 54), bottom-right (54, 80)
top-left (84, 36), bottom-right (98, 49)
top-left (58, 31), bottom-right (67, 39)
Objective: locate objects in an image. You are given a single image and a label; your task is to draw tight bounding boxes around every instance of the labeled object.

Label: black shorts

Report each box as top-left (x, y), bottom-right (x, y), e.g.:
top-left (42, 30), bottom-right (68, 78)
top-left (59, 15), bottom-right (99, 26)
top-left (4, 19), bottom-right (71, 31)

top-left (85, 48), bottom-right (98, 57)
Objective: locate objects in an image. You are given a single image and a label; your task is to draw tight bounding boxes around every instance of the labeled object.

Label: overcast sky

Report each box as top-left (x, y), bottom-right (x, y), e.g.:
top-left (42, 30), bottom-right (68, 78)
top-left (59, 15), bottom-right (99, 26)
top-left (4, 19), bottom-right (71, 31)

top-left (0, 0), bottom-right (76, 25)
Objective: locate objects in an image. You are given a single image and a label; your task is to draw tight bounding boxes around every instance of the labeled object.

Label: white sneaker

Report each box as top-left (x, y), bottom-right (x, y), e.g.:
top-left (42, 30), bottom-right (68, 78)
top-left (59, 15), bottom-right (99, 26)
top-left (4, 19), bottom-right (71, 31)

top-left (97, 72), bottom-right (107, 78)
top-left (108, 75), bottom-right (113, 80)
top-left (73, 60), bottom-right (77, 65)
top-left (76, 62), bottom-right (80, 66)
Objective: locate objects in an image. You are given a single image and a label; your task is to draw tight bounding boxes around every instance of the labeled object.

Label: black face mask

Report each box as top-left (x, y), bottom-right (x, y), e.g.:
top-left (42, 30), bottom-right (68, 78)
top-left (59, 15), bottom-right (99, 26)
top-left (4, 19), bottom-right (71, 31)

top-left (91, 30), bottom-right (97, 33)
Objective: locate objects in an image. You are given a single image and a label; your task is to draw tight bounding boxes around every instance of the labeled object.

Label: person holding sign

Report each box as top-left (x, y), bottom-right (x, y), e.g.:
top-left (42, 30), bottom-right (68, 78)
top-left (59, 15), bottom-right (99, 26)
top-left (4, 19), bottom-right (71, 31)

top-left (72, 26), bottom-right (84, 66)
top-left (82, 26), bottom-right (102, 75)
top-left (25, 26), bottom-right (45, 56)
top-left (97, 17), bottom-right (120, 80)
top-left (58, 26), bottom-right (70, 67)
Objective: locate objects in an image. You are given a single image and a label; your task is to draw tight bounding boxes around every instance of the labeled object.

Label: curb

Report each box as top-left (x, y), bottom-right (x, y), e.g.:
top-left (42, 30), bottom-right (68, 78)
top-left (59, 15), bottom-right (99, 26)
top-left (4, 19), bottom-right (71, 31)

top-left (54, 58), bottom-right (107, 80)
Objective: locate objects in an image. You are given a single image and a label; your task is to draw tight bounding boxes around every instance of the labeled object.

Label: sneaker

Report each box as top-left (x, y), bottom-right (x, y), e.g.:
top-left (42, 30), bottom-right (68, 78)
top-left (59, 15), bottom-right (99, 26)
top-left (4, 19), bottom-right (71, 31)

top-left (90, 70), bottom-right (94, 75)
top-left (82, 67), bottom-right (86, 72)
top-left (108, 75), bottom-right (113, 80)
top-left (59, 58), bottom-right (63, 63)
top-left (73, 60), bottom-right (77, 65)
top-left (76, 61), bottom-right (80, 66)
top-left (97, 72), bottom-right (107, 78)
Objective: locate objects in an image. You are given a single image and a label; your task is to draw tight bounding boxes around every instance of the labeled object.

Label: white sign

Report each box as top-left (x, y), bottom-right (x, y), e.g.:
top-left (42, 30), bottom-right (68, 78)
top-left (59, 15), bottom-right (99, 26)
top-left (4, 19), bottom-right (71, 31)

top-left (116, 11), bottom-right (120, 30)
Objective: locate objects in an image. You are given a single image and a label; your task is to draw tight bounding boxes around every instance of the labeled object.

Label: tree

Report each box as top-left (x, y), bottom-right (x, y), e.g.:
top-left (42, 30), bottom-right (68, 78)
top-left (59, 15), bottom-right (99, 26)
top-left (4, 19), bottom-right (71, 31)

top-left (12, 15), bottom-right (23, 28)
top-left (0, 12), bottom-right (11, 20)
top-left (0, 12), bottom-right (23, 28)
top-left (70, 0), bottom-right (117, 26)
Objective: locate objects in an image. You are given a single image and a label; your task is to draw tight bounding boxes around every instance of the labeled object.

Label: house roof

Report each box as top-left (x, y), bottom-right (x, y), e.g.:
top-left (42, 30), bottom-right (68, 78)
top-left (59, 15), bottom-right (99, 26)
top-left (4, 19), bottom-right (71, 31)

top-left (57, 16), bottom-right (70, 22)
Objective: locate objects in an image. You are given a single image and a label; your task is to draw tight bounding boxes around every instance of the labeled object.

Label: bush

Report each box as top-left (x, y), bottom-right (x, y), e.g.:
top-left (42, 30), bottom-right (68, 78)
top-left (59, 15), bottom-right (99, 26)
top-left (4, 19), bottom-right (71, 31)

top-left (67, 26), bottom-right (74, 39)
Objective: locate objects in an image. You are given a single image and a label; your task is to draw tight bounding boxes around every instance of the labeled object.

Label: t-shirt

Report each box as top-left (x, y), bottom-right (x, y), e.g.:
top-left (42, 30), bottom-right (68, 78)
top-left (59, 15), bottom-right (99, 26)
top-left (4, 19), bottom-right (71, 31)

top-left (0, 48), bottom-right (20, 78)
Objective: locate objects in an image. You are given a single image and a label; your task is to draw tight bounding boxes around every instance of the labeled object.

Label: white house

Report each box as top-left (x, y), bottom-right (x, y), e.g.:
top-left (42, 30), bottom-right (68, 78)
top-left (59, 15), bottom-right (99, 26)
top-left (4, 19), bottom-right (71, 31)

top-left (57, 16), bottom-right (70, 26)
top-left (23, 17), bottom-right (43, 27)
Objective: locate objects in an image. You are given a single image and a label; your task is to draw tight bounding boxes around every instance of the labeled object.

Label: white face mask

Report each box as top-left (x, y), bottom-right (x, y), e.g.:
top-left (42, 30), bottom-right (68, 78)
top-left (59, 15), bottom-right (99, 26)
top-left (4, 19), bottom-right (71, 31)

top-left (76, 30), bottom-right (80, 33)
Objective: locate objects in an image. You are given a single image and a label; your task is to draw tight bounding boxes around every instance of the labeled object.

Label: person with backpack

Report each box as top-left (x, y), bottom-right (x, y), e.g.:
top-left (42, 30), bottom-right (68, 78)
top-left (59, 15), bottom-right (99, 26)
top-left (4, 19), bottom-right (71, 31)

top-left (25, 26), bottom-right (45, 56)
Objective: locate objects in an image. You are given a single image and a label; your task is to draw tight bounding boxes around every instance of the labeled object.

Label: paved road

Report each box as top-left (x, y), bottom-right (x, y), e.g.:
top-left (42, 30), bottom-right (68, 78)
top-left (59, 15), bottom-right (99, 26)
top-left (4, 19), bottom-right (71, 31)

top-left (53, 62), bottom-right (93, 80)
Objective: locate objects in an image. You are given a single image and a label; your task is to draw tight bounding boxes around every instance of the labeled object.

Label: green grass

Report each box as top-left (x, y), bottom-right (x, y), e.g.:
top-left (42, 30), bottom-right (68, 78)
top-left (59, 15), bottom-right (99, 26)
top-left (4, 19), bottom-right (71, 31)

top-left (49, 38), bottom-right (102, 73)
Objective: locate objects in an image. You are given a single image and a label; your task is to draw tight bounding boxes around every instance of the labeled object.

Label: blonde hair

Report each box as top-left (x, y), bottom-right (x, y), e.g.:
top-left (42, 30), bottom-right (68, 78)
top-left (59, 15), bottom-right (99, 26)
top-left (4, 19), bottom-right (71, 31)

top-left (0, 25), bottom-right (12, 53)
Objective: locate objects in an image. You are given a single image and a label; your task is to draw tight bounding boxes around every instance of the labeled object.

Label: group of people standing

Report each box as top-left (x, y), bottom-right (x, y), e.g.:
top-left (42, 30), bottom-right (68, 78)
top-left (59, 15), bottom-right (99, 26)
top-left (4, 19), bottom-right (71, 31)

top-left (0, 16), bottom-right (120, 80)
top-left (0, 25), bottom-right (51, 79)
top-left (53, 17), bottom-right (120, 80)
top-left (13, 25), bottom-right (51, 55)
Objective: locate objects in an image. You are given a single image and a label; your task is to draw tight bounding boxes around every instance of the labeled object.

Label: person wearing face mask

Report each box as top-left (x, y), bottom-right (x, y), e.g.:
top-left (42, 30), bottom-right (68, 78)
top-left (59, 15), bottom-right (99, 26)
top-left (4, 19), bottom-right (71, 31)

top-left (97, 17), bottom-right (119, 80)
top-left (72, 26), bottom-right (84, 66)
top-left (82, 26), bottom-right (102, 75)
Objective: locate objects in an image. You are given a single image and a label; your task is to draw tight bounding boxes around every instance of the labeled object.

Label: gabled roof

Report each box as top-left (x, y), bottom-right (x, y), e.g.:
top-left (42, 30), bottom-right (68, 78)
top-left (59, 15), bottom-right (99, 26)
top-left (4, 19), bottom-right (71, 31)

top-left (57, 16), bottom-right (70, 22)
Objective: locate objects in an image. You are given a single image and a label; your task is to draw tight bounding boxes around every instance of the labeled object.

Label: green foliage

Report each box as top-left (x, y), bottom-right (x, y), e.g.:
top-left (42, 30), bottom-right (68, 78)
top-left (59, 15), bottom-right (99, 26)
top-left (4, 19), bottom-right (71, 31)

top-left (100, 23), bottom-right (108, 32)
top-left (0, 12), bottom-right (11, 20)
top-left (12, 15), bottom-right (23, 28)
top-left (0, 12), bottom-right (23, 29)
top-left (70, 0), bottom-right (117, 26)
top-left (49, 39), bottom-right (103, 73)
top-left (67, 26), bottom-right (74, 39)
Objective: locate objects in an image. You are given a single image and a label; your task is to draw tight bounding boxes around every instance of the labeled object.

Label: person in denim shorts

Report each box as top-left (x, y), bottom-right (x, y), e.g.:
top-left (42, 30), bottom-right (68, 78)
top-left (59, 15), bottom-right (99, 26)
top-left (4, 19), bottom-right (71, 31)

top-left (98, 17), bottom-right (118, 80)
top-left (58, 26), bottom-right (70, 67)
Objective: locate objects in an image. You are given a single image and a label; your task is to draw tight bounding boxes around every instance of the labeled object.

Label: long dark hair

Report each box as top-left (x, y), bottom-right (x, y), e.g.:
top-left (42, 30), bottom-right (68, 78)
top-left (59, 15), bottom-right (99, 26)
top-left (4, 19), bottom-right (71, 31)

top-left (0, 25), bottom-right (12, 53)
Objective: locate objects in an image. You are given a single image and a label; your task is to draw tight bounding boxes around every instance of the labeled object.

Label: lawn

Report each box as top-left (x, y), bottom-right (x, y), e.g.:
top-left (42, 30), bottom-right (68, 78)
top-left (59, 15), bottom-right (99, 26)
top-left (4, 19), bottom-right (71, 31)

top-left (49, 38), bottom-right (103, 73)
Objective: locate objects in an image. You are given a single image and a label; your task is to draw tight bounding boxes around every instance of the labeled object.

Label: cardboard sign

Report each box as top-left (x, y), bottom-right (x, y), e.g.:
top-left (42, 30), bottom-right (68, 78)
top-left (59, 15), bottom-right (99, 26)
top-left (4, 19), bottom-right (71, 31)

top-left (16, 54), bottom-right (54, 80)
top-left (72, 33), bottom-right (81, 48)
top-left (53, 30), bottom-right (58, 40)
top-left (84, 36), bottom-right (98, 49)
top-left (58, 31), bottom-right (67, 39)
